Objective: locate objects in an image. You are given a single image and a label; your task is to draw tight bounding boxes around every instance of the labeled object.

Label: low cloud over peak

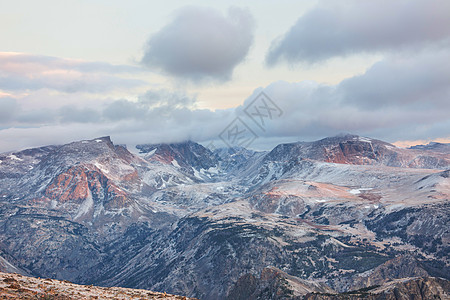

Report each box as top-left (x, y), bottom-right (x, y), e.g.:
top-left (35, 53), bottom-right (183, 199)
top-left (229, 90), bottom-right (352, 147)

top-left (141, 6), bottom-right (255, 83)
top-left (1, 48), bottom-right (449, 152)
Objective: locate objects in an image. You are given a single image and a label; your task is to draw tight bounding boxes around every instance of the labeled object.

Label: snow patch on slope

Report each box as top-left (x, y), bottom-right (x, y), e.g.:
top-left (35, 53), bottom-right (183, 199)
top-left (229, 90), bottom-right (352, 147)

top-left (7, 154), bottom-right (22, 161)
top-left (147, 149), bottom-right (157, 156)
top-left (75, 191), bottom-right (94, 220)
top-left (192, 167), bottom-right (202, 179)
top-left (94, 162), bottom-right (110, 174)
top-left (171, 159), bottom-right (180, 168)
top-left (349, 188), bottom-right (373, 195)
top-left (356, 136), bottom-right (372, 143)
top-left (208, 166), bottom-right (219, 174)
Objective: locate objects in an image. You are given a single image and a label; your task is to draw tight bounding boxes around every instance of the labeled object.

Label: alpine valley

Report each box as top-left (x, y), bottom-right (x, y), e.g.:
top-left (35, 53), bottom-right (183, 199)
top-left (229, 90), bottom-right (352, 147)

top-left (0, 134), bottom-right (449, 299)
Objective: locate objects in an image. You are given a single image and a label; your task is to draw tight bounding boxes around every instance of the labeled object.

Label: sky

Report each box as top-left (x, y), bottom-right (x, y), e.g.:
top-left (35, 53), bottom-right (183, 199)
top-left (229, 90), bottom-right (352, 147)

top-left (0, 0), bottom-right (449, 152)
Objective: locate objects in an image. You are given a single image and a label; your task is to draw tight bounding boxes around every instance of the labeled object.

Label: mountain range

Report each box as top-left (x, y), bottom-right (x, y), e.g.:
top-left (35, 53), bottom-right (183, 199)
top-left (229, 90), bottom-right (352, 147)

top-left (0, 134), bottom-right (448, 299)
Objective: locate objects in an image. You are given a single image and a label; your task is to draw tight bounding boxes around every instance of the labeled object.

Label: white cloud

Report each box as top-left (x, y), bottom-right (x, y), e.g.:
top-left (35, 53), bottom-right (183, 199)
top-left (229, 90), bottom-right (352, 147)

top-left (141, 6), bottom-right (255, 83)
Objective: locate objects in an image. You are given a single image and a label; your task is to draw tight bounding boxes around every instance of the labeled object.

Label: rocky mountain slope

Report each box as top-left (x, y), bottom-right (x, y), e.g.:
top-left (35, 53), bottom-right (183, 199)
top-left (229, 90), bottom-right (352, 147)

top-left (0, 134), bottom-right (449, 299)
top-left (263, 134), bottom-right (450, 169)
top-left (303, 277), bottom-right (450, 300)
top-left (229, 268), bottom-right (449, 300)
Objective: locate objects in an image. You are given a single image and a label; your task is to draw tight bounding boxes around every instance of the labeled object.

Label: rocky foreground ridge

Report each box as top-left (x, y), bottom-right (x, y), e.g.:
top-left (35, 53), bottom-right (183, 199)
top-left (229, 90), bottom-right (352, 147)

top-left (0, 272), bottom-right (197, 299)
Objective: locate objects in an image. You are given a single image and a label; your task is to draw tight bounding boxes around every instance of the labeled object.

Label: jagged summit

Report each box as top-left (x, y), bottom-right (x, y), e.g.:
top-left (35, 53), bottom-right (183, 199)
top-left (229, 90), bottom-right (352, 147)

top-left (136, 140), bottom-right (198, 152)
top-left (136, 140), bottom-right (217, 170)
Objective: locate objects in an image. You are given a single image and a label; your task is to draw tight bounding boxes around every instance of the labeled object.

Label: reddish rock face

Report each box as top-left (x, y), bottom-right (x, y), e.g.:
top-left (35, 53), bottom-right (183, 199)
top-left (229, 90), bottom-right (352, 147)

top-left (154, 149), bottom-right (176, 165)
top-left (44, 165), bottom-right (129, 209)
top-left (324, 141), bottom-right (378, 165)
top-left (122, 169), bottom-right (139, 182)
top-left (44, 166), bottom-right (90, 204)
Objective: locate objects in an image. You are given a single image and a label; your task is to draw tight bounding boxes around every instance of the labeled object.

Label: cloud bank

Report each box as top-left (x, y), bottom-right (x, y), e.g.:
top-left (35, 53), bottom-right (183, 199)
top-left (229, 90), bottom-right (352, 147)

top-left (141, 6), bottom-right (255, 83)
top-left (1, 48), bottom-right (449, 152)
top-left (266, 0), bottom-right (450, 65)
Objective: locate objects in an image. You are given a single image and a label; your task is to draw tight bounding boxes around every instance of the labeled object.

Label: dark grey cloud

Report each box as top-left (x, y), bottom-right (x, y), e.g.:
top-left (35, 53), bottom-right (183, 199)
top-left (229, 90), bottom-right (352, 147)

top-left (0, 53), bottom-right (147, 93)
top-left (103, 99), bottom-right (148, 121)
top-left (235, 48), bottom-right (450, 145)
top-left (0, 89), bottom-right (210, 131)
top-left (338, 50), bottom-right (450, 110)
top-left (266, 0), bottom-right (450, 65)
top-left (103, 90), bottom-right (197, 121)
top-left (16, 109), bottom-right (57, 124)
top-left (139, 90), bottom-right (196, 109)
top-left (141, 6), bottom-right (255, 83)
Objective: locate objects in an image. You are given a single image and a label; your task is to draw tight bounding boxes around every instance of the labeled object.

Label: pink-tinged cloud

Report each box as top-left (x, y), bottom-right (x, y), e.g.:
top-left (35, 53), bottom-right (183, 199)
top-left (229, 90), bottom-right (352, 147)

top-left (0, 52), bottom-right (147, 93)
